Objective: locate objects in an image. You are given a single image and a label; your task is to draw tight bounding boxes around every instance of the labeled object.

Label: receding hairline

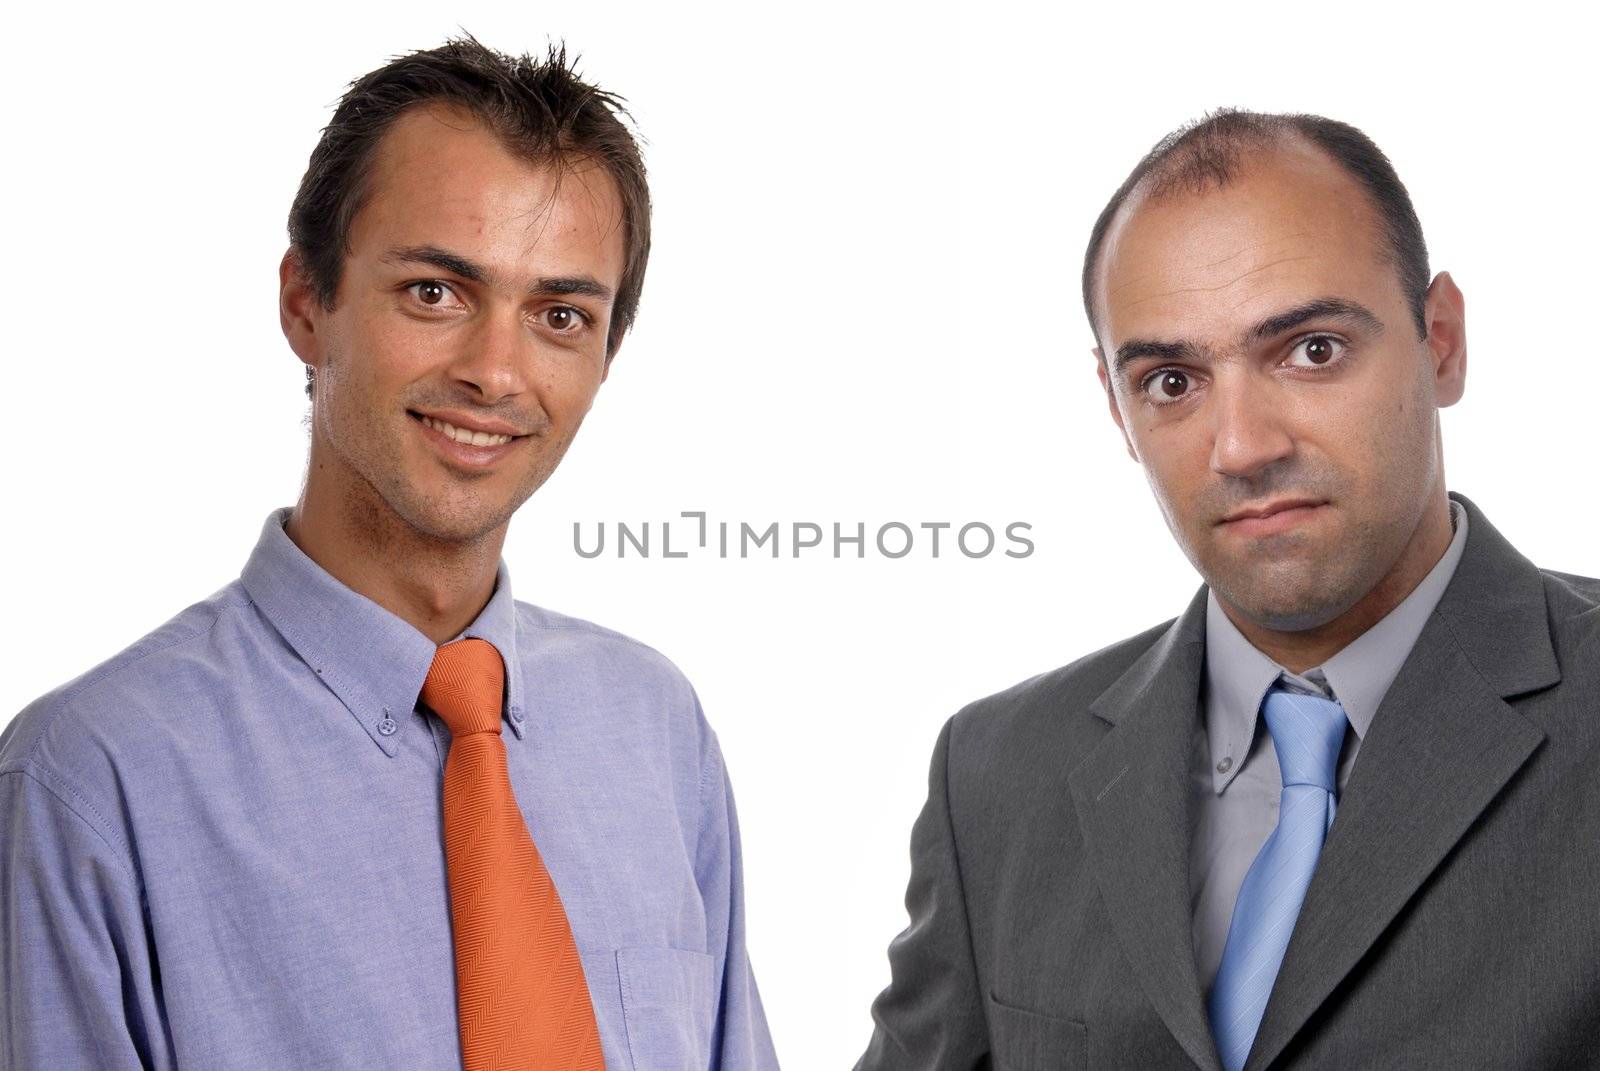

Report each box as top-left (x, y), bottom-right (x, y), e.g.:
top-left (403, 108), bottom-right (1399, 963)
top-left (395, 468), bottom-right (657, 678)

top-left (336, 100), bottom-right (628, 281)
top-left (1086, 129), bottom-right (1389, 350)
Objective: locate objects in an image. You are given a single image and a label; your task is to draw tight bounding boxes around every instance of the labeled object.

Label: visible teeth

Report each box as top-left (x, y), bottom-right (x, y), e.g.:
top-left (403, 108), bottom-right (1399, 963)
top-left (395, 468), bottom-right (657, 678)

top-left (420, 415), bottom-right (513, 447)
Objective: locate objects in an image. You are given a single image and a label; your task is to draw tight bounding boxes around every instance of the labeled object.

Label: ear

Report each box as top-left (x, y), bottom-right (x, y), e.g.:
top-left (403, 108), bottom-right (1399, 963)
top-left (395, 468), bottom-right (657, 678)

top-left (600, 338), bottom-right (621, 384)
top-left (1094, 346), bottom-right (1139, 462)
top-left (279, 249), bottom-right (324, 374)
top-left (1422, 271), bottom-right (1467, 408)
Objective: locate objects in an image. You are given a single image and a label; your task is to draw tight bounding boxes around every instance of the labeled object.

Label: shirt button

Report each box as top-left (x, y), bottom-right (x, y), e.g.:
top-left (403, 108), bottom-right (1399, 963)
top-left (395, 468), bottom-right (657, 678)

top-left (377, 717), bottom-right (398, 736)
top-left (1216, 756), bottom-right (1233, 774)
top-left (510, 706), bottom-right (524, 723)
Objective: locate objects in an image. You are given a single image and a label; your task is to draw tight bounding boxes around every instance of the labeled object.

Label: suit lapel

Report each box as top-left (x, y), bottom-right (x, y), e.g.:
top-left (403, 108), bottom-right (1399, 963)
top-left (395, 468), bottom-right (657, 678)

top-left (1245, 493), bottom-right (1559, 1069)
top-left (1069, 586), bottom-right (1223, 1071)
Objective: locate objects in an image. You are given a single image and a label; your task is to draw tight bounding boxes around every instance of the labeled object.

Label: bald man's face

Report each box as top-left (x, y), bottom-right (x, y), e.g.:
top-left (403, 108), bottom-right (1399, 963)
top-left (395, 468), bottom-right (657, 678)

top-left (1092, 143), bottom-right (1466, 633)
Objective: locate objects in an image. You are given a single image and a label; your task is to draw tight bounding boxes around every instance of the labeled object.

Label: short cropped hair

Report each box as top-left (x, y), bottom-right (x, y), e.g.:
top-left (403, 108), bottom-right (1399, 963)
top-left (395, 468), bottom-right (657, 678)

top-left (1081, 109), bottom-right (1429, 350)
top-left (288, 36), bottom-right (651, 396)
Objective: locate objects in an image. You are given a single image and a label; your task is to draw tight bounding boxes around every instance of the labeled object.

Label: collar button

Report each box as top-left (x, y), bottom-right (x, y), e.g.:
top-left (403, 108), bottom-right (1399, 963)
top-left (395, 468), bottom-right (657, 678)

top-left (377, 717), bottom-right (398, 737)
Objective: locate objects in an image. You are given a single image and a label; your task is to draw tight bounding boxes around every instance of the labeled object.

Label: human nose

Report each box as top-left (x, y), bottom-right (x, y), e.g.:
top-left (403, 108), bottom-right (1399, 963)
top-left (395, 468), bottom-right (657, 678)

top-left (1208, 370), bottom-right (1294, 479)
top-left (448, 307), bottom-right (533, 405)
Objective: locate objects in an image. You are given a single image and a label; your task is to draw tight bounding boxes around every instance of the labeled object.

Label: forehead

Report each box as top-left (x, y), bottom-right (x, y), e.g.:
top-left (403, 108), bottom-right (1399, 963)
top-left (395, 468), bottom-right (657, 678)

top-left (347, 103), bottom-right (626, 285)
top-left (1095, 143), bottom-right (1394, 350)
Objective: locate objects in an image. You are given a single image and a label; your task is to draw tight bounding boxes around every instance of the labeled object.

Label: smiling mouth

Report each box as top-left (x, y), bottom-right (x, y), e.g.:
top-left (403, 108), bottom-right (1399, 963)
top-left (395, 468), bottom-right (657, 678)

top-left (409, 411), bottom-right (520, 447)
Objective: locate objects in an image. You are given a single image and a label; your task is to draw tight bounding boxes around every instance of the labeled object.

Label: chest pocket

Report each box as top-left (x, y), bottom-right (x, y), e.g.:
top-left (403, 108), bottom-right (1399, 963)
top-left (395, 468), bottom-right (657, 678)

top-left (987, 991), bottom-right (1087, 1071)
top-left (616, 946), bottom-right (717, 1070)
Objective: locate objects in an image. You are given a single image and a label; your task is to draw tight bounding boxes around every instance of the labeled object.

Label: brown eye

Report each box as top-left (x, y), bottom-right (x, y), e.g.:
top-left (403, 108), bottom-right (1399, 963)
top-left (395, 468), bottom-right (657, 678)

top-left (406, 280), bottom-right (459, 307)
top-left (1142, 369), bottom-right (1193, 403)
top-left (1288, 335), bottom-right (1347, 368)
top-left (543, 306), bottom-right (584, 332)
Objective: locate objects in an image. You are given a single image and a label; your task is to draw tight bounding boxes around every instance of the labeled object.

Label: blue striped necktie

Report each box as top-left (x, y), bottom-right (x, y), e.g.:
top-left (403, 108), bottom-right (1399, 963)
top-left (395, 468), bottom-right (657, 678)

top-left (1208, 686), bottom-right (1349, 1071)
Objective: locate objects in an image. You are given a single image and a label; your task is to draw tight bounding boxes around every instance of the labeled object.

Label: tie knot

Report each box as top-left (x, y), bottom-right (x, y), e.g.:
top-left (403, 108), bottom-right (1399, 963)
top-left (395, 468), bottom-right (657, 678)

top-left (421, 638), bottom-right (506, 737)
top-left (1260, 686), bottom-right (1347, 792)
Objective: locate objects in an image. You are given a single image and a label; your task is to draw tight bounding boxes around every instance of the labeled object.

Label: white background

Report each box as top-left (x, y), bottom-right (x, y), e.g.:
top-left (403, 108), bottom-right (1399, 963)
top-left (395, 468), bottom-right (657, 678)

top-left (5, 2), bottom-right (1598, 1066)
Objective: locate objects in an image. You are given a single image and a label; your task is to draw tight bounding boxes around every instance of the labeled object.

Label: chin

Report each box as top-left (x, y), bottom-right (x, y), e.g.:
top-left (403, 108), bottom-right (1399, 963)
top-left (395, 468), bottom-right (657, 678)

top-left (385, 489), bottom-right (516, 546)
top-left (368, 456), bottom-right (547, 545)
top-left (1209, 562), bottom-right (1366, 635)
top-left (434, 504), bottom-right (518, 543)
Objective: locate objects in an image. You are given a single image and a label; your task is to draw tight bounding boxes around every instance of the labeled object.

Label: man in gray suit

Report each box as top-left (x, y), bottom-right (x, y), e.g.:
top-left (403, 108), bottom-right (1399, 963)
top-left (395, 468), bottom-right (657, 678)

top-left (858, 110), bottom-right (1600, 1069)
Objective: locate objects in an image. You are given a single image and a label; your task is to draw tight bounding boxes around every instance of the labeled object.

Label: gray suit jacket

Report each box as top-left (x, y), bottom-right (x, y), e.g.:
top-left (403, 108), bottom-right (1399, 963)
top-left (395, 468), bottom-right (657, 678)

top-left (859, 493), bottom-right (1600, 1070)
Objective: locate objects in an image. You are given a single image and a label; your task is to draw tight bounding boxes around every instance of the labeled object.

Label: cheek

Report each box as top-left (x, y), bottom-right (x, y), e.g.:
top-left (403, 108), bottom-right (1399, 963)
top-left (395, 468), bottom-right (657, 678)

top-left (1335, 358), bottom-right (1435, 470)
top-left (539, 359), bottom-right (607, 418)
top-left (1136, 446), bottom-right (1211, 541)
top-left (356, 316), bottom-right (434, 391)
top-left (1134, 419), bottom-right (1208, 492)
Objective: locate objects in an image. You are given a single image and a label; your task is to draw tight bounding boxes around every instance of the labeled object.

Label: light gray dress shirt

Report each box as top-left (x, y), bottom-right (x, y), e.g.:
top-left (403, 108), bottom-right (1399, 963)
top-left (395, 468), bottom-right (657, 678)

top-left (1189, 500), bottom-right (1469, 993)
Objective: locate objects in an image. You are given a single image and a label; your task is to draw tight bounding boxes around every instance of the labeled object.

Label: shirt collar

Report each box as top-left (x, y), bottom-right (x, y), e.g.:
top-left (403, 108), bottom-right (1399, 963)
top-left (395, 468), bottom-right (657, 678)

top-left (1203, 497), bottom-right (1470, 792)
top-left (239, 508), bottom-right (527, 755)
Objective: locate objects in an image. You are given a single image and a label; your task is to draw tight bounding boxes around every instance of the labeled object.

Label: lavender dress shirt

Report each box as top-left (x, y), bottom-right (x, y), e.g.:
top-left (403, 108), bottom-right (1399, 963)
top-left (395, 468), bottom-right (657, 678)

top-left (1, 508), bottom-right (778, 1070)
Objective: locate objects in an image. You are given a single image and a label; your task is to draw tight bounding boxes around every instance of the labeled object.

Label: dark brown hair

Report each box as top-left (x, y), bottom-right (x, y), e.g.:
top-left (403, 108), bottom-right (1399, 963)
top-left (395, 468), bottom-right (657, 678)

top-left (1081, 109), bottom-right (1429, 350)
top-left (288, 36), bottom-right (651, 396)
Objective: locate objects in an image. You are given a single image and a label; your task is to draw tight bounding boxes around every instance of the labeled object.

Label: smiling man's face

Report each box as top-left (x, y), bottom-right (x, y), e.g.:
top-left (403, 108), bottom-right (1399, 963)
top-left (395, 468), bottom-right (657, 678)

top-left (1092, 139), bottom-right (1466, 634)
top-left (283, 103), bottom-right (626, 545)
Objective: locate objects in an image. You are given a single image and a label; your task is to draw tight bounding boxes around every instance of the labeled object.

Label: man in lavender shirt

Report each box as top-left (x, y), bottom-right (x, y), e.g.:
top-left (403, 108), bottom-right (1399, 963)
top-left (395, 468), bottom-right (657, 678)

top-left (1, 38), bottom-right (777, 1070)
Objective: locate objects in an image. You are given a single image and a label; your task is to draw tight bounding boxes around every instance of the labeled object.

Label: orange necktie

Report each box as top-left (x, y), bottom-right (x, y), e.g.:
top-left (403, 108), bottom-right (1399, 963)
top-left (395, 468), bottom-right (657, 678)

top-left (421, 638), bottom-right (605, 1071)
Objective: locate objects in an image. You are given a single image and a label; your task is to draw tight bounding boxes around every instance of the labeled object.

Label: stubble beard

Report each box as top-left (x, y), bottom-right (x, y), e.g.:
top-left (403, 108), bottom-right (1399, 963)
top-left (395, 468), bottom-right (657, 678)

top-left (1201, 512), bottom-right (1394, 633)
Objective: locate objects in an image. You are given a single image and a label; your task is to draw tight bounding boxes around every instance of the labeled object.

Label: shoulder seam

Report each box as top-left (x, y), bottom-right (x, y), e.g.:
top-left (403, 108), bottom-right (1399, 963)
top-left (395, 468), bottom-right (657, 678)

top-left (16, 600), bottom-right (234, 772)
top-left (1541, 566), bottom-right (1600, 594)
top-left (0, 767), bottom-right (141, 888)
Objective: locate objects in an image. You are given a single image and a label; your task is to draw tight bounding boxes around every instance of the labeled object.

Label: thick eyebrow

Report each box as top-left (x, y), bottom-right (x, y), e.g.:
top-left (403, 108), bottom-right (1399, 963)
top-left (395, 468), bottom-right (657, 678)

top-left (385, 245), bottom-right (487, 283)
top-left (1111, 296), bottom-right (1386, 379)
top-left (382, 245), bottom-right (614, 302)
top-left (1111, 338), bottom-right (1204, 377)
top-left (1247, 297), bottom-right (1384, 344)
top-left (528, 276), bottom-right (614, 301)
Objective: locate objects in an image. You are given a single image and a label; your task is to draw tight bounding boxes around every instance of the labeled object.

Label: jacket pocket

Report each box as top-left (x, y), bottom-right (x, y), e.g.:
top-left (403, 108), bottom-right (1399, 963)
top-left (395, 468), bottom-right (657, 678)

top-left (616, 945), bottom-right (717, 1070)
top-left (987, 990), bottom-right (1087, 1071)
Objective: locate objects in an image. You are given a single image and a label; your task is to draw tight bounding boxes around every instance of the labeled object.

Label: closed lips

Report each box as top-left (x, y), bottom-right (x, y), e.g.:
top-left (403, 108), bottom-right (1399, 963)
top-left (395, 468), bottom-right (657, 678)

top-left (1221, 500), bottom-right (1325, 523)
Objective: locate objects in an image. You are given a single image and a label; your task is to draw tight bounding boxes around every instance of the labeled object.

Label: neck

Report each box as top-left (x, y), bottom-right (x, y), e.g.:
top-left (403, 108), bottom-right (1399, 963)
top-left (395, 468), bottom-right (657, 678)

top-left (286, 443), bottom-right (507, 646)
top-left (1221, 489), bottom-right (1456, 675)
